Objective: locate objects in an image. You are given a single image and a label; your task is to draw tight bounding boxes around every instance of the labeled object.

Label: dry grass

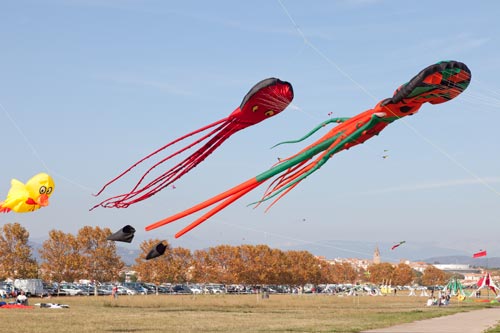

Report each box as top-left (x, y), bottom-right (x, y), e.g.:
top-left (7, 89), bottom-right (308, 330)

top-left (0, 293), bottom-right (495, 333)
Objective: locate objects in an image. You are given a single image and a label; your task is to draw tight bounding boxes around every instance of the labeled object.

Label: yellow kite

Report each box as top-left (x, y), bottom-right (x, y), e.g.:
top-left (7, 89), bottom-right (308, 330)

top-left (0, 173), bottom-right (55, 213)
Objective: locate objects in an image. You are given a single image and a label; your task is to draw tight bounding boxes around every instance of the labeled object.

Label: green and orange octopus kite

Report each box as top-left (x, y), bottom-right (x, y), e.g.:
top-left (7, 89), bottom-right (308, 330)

top-left (146, 60), bottom-right (471, 238)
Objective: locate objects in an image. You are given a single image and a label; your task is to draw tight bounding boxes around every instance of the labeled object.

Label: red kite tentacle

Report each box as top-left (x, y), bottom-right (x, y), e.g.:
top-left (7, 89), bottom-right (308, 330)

top-left (92, 121), bottom-right (240, 209)
top-left (113, 125), bottom-right (241, 206)
top-left (93, 117), bottom-right (229, 198)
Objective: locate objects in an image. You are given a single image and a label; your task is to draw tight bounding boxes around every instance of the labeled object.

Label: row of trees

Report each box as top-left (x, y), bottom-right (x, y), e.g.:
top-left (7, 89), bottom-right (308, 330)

top-left (0, 222), bottom-right (450, 286)
top-left (366, 262), bottom-right (449, 286)
top-left (0, 223), bottom-right (124, 283)
top-left (134, 240), bottom-right (359, 286)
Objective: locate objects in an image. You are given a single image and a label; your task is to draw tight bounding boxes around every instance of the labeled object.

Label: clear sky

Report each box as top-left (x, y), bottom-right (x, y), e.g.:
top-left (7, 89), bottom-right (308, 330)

top-left (1, 0), bottom-right (499, 260)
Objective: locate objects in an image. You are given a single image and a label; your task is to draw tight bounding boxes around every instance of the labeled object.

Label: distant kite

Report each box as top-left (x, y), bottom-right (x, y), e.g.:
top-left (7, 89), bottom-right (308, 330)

top-left (473, 250), bottom-right (487, 258)
top-left (91, 78), bottom-right (293, 210)
top-left (146, 241), bottom-right (167, 260)
top-left (391, 241), bottom-right (406, 250)
top-left (107, 225), bottom-right (136, 243)
top-left (145, 61), bottom-right (471, 238)
top-left (0, 173), bottom-right (55, 213)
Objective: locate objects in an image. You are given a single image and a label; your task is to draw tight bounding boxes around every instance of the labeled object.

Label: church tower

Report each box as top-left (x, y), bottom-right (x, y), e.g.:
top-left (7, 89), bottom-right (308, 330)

top-left (373, 245), bottom-right (381, 264)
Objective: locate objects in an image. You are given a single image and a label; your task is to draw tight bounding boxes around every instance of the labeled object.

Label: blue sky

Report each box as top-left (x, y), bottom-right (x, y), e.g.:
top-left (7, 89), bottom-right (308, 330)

top-left (1, 0), bottom-right (499, 260)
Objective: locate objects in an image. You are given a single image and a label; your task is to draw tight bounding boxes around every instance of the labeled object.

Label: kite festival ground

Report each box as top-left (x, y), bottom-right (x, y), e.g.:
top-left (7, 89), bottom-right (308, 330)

top-left (1, 293), bottom-right (500, 333)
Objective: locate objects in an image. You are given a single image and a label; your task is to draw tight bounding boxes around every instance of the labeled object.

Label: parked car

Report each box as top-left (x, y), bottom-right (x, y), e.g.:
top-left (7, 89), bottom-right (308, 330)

top-left (204, 285), bottom-right (224, 294)
top-left (97, 285), bottom-right (113, 296)
top-left (158, 285), bottom-right (174, 294)
top-left (427, 285), bottom-right (444, 291)
top-left (172, 284), bottom-right (192, 294)
top-left (188, 285), bottom-right (203, 294)
top-left (78, 284), bottom-right (110, 296)
top-left (123, 282), bottom-right (148, 295)
top-left (59, 284), bottom-right (84, 296)
top-left (143, 283), bottom-right (158, 294)
top-left (117, 286), bottom-right (137, 295)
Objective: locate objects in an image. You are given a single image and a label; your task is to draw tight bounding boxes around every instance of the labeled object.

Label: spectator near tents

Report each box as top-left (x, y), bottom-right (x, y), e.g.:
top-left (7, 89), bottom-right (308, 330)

top-left (475, 272), bottom-right (500, 297)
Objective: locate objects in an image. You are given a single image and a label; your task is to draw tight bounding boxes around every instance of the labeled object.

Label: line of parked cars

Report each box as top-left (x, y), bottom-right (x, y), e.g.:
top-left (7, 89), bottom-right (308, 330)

top-left (48, 282), bottom-right (143, 296)
top-left (39, 282), bottom-right (216, 296)
top-left (3, 281), bottom-right (294, 297)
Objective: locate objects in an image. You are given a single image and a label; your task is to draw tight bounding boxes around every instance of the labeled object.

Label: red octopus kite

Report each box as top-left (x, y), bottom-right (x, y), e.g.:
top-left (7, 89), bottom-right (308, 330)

top-left (91, 78), bottom-right (293, 210)
top-left (146, 60), bottom-right (471, 238)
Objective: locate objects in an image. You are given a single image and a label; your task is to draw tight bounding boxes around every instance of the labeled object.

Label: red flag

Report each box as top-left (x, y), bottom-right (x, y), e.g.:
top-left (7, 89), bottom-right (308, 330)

top-left (473, 250), bottom-right (487, 258)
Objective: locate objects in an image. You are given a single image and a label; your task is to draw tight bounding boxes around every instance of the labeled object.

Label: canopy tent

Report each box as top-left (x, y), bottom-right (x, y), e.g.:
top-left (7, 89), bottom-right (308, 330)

top-left (475, 272), bottom-right (500, 296)
top-left (443, 278), bottom-right (473, 298)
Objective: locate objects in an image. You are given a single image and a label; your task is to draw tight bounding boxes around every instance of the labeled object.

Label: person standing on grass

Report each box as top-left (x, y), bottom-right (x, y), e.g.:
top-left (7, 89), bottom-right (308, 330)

top-left (112, 285), bottom-right (118, 299)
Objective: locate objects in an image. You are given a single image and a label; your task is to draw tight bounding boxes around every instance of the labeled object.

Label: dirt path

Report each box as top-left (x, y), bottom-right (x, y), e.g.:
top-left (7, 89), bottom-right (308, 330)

top-left (361, 307), bottom-right (500, 333)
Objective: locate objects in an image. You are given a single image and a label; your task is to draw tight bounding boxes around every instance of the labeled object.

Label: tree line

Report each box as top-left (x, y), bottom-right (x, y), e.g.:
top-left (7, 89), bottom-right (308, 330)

top-left (0, 223), bottom-right (450, 286)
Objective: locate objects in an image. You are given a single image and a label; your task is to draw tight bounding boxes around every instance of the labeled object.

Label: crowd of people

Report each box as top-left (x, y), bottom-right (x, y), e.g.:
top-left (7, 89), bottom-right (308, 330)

top-left (426, 292), bottom-right (451, 306)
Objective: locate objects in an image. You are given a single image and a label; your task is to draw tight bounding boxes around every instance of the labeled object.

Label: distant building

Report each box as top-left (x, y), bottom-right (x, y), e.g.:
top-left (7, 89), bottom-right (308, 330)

top-left (373, 245), bottom-right (380, 264)
top-left (320, 257), bottom-right (370, 271)
top-left (408, 261), bottom-right (430, 273)
top-left (433, 264), bottom-right (481, 274)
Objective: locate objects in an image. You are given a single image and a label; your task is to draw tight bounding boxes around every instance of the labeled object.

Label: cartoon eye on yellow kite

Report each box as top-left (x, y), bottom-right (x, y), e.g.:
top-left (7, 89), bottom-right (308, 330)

top-left (0, 173), bottom-right (55, 213)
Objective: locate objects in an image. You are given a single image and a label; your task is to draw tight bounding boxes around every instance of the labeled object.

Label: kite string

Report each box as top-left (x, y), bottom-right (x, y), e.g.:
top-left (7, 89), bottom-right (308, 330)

top-left (459, 78), bottom-right (500, 109)
top-left (0, 101), bottom-right (95, 192)
top-left (0, 102), bottom-right (50, 172)
top-left (276, 0), bottom-right (379, 102)
top-left (276, 0), bottom-right (500, 199)
top-left (399, 121), bottom-right (500, 196)
top-left (473, 78), bottom-right (500, 100)
top-left (217, 219), bottom-right (403, 262)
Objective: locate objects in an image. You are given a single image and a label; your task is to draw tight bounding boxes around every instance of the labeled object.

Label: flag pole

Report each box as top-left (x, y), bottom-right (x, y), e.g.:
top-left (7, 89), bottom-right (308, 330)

top-left (487, 255), bottom-right (490, 300)
top-left (473, 249), bottom-right (488, 299)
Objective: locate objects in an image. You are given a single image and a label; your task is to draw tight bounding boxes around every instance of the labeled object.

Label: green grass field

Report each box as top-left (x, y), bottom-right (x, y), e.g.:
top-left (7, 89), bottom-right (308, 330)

top-left (0, 293), bottom-right (495, 333)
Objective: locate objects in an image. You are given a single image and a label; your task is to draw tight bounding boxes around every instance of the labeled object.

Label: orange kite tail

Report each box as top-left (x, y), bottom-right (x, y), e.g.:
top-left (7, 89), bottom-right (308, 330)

top-left (145, 178), bottom-right (261, 232)
top-left (174, 181), bottom-right (261, 238)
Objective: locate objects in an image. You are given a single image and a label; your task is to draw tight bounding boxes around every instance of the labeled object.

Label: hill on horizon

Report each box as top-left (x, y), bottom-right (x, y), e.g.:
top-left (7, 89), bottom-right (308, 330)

top-left (422, 255), bottom-right (500, 268)
top-left (279, 239), bottom-right (472, 262)
top-left (28, 238), bottom-right (498, 267)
